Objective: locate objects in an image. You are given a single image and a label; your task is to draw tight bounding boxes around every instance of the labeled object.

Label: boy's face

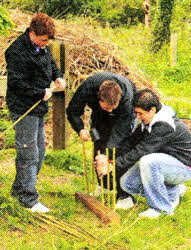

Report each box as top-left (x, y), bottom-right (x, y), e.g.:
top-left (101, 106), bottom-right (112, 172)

top-left (135, 107), bottom-right (156, 124)
top-left (29, 31), bottom-right (49, 48)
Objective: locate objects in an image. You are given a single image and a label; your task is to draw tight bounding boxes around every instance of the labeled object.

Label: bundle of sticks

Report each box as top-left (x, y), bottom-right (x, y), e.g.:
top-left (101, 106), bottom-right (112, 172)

top-left (82, 142), bottom-right (117, 211)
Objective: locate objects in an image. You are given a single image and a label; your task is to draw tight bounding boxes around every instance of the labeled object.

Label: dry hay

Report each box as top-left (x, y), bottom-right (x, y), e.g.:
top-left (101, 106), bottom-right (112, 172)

top-left (0, 9), bottom-right (156, 91)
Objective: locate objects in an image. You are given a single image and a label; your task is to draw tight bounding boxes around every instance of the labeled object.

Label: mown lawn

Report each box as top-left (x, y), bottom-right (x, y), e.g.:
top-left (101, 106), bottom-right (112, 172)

top-left (1, 144), bottom-right (191, 250)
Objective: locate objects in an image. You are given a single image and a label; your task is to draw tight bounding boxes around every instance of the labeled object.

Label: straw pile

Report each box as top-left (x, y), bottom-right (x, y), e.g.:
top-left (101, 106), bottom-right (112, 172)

top-left (0, 8), bottom-right (155, 91)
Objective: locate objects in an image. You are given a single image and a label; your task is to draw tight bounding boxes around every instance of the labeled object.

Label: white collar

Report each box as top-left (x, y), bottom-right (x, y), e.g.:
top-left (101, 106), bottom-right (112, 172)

top-left (141, 104), bottom-right (176, 133)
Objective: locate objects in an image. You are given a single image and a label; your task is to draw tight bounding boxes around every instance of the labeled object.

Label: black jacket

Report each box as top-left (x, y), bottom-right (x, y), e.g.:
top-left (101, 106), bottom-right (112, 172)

top-left (5, 29), bottom-right (62, 117)
top-left (116, 105), bottom-right (191, 170)
top-left (66, 72), bottom-right (137, 149)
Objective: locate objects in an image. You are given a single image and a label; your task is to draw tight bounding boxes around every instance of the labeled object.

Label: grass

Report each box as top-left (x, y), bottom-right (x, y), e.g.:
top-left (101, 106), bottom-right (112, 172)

top-left (1, 13), bottom-right (191, 249)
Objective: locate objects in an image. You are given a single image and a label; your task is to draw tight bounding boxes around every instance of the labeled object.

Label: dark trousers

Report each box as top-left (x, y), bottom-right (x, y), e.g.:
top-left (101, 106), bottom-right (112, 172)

top-left (10, 113), bottom-right (45, 208)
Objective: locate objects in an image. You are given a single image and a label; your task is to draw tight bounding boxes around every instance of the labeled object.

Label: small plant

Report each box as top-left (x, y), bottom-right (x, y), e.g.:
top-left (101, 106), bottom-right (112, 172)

top-left (44, 149), bottom-right (89, 175)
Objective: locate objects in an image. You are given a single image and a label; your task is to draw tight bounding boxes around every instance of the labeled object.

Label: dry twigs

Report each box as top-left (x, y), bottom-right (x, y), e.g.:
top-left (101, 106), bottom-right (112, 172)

top-left (0, 9), bottom-right (155, 92)
top-left (32, 213), bottom-right (123, 249)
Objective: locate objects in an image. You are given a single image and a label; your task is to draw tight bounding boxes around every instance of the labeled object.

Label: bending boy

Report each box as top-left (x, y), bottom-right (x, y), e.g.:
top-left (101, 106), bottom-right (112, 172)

top-left (66, 71), bottom-right (137, 206)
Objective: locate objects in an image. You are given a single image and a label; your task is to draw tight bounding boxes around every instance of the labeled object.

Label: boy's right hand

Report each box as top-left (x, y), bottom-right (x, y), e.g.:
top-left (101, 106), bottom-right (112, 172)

top-left (80, 129), bottom-right (91, 141)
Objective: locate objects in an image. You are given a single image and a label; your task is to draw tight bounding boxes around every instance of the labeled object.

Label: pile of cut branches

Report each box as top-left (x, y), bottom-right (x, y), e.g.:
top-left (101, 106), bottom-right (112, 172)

top-left (0, 9), bottom-right (155, 91)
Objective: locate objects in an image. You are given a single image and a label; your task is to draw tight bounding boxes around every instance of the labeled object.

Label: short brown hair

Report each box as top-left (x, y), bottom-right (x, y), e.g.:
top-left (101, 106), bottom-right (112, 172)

top-left (98, 80), bottom-right (122, 106)
top-left (29, 12), bottom-right (55, 38)
top-left (134, 89), bottom-right (162, 112)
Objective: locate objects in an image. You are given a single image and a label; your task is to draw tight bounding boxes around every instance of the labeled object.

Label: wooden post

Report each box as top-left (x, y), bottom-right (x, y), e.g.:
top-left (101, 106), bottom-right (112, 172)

top-left (143, 0), bottom-right (151, 28)
top-left (75, 192), bottom-right (121, 225)
top-left (52, 91), bottom-right (66, 149)
top-left (49, 42), bottom-right (67, 150)
top-left (170, 33), bottom-right (178, 67)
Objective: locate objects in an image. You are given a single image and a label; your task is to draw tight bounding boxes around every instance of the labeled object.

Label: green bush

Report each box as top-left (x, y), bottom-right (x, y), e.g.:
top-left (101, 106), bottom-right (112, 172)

top-left (0, 6), bottom-right (14, 35)
top-left (6, 0), bottom-right (144, 26)
top-left (44, 150), bottom-right (88, 174)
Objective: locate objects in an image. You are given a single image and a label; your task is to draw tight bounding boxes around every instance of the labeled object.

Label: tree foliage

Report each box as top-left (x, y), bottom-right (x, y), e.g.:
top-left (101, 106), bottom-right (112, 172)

top-left (0, 6), bottom-right (14, 35)
top-left (151, 0), bottom-right (175, 52)
top-left (5, 0), bottom-right (144, 26)
top-left (82, 0), bottom-right (144, 26)
top-left (171, 0), bottom-right (191, 31)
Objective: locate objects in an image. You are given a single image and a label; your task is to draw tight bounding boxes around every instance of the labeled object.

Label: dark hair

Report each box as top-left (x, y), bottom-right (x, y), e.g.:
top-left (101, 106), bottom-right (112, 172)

top-left (29, 12), bottom-right (55, 38)
top-left (98, 80), bottom-right (122, 106)
top-left (134, 89), bottom-right (162, 112)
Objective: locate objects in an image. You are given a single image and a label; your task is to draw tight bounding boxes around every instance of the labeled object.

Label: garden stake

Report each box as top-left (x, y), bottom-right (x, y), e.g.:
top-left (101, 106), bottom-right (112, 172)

top-left (97, 150), bottom-right (105, 204)
top-left (112, 147), bottom-right (117, 210)
top-left (91, 142), bottom-right (95, 197)
top-left (106, 148), bottom-right (111, 208)
top-left (100, 172), bottom-right (105, 204)
top-left (82, 140), bottom-right (89, 193)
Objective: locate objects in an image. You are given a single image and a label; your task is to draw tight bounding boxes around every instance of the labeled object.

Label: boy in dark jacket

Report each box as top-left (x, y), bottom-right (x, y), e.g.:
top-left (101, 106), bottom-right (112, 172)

top-left (5, 13), bottom-right (65, 212)
top-left (95, 89), bottom-right (191, 217)
top-left (66, 72), bottom-right (137, 207)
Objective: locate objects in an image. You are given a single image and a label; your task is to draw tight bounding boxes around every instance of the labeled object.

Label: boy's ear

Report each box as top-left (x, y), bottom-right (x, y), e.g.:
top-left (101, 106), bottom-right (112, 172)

top-left (151, 107), bottom-right (156, 114)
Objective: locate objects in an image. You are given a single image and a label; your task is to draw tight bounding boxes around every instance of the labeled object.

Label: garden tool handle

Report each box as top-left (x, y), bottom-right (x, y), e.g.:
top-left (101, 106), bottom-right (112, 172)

top-left (12, 86), bottom-right (57, 128)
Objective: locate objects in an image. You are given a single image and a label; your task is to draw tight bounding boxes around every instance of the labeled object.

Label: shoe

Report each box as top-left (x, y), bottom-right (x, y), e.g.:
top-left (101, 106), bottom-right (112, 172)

top-left (170, 184), bottom-right (187, 210)
top-left (30, 202), bottom-right (50, 213)
top-left (171, 197), bottom-right (180, 210)
top-left (179, 184), bottom-right (187, 198)
top-left (116, 197), bottom-right (134, 209)
top-left (138, 208), bottom-right (161, 218)
top-left (90, 185), bottom-right (101, 197)
top-left (90, 186), bottom-right (112, 197)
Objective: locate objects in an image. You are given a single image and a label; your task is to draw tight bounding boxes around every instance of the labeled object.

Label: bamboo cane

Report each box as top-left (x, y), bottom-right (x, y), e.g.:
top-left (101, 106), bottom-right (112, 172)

top-left (106, 148), bottom-right (111, 208)
top-left (1, 86), bottom-right (57, 137)
top-left (100, 176), bottom-right (104, 205)
top-left (33, 214), bottom-right (83, 239)
top-left (97, 150), bottom-right (105, 204)
top-left (41, 214), bottom-right (97, 240)
top-left (82, 140), bottom-right (89, 193)
top-left (91, 142), bottom-right (95, 197)
top-left (112, 148), bottom-right (117, 210)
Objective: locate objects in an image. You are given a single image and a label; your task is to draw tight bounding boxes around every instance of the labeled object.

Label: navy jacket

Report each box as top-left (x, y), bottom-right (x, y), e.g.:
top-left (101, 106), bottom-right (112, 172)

top-left (66, 72), bottom-right (137, 150)
top-left (5, 29), bottom-right (62, 117)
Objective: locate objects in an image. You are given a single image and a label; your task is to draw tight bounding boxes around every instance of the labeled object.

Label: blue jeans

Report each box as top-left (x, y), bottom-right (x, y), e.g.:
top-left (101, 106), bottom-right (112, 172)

top-left (120, 153), bottom-right (191, 214)
top-left (10, 113), bottom-right (45, 208)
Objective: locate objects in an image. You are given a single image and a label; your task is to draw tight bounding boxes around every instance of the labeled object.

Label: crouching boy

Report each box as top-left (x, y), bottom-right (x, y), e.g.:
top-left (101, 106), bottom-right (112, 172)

top-left (95, 89), bottom-right (191, 218)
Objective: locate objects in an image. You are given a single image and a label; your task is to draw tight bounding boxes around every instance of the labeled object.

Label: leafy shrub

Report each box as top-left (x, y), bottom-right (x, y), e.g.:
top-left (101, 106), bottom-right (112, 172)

top-left (6, 0), bottom-right (144, 26)
top-left (0, 6), bottom-right (14, 35)
top-left (44, 150), bottom-right (89, 174)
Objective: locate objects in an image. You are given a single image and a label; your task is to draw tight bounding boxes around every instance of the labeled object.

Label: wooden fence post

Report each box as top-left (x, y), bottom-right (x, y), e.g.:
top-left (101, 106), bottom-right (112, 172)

top-left (49, 41), bottom-right (68, 150)
top-left (170, 33), bottom-right (178, 67)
